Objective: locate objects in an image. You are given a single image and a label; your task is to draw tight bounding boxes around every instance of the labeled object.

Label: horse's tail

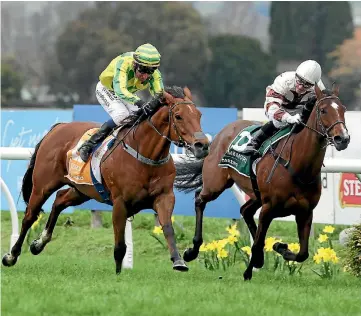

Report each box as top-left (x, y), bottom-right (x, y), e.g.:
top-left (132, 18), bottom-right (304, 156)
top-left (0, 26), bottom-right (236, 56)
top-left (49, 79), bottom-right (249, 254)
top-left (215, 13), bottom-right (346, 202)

top-left (22, 123), bottom-right (62, 205)
top-left (174, 158), bottom-right (205, 193)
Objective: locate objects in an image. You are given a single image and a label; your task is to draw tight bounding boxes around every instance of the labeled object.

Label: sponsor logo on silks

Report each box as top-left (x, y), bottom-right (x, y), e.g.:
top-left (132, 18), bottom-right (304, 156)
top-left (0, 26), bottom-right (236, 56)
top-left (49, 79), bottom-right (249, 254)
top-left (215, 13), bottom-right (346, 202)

top-left (339, 173), bottom-right (361, 208)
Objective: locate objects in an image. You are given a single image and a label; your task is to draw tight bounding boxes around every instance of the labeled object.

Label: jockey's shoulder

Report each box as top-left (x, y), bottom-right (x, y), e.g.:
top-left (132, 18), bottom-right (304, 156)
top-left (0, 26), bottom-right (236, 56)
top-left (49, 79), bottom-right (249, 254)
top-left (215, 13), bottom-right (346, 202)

top-left (275, 71), bottom-right (296, 84)
top-left (270, 71), bottom-right (296, 94)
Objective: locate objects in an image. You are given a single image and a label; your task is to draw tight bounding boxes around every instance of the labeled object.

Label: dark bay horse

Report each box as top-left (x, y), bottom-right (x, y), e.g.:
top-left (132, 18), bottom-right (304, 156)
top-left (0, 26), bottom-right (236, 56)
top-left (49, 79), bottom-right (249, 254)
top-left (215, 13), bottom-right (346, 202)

top-left (174, 84), bottom-right (350, 280)
top-left (2, 86), bottom-right (209, 274)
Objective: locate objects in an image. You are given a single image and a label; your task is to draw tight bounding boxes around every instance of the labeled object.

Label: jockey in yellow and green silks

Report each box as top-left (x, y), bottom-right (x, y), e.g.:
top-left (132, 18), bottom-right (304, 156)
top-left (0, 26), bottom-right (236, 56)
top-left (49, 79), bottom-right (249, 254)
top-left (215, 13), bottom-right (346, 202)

top-left (78, 43), bottom-right (164, 162)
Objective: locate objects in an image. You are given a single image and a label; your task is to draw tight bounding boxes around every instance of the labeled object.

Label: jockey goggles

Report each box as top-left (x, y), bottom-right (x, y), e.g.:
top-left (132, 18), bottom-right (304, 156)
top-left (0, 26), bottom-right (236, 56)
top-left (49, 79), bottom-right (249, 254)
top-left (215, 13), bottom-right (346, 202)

top-left (295, 74), bottom-right (314, 89)
top-left (137, 64), bottom-right (157, 75)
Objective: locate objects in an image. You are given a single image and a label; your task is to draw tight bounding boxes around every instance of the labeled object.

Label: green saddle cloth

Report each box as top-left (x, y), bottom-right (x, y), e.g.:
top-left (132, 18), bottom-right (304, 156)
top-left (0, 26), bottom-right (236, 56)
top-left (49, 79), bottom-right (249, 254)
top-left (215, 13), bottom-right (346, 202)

top-left (218, 124), bottom-right (292, 177)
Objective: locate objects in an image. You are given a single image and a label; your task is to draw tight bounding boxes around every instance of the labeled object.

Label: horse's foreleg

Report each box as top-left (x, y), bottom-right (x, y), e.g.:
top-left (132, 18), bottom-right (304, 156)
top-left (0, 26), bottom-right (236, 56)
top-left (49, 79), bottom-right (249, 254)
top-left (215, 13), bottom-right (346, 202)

top-left (154, 192), bottom-right (188, 271)
top-left (243, 204), bottom-right (273, 281)
top-left (112, 197), bottom-right (128, 275)
top-left (294, 211), bottom-right (313, 262)
top-left (30, 188), bottom-right (89, 255)
top-left (183, 190), bottom-right (207, 262)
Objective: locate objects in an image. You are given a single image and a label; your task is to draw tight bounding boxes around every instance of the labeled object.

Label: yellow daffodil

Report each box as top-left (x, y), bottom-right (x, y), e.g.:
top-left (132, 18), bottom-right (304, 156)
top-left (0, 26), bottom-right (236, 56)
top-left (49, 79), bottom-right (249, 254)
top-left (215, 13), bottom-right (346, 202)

top-left (226, 224), bottom-right (240, 237)
top-left (206, 242), bottom-right (217, 251)
top-left (313, 247), bottom-right (339, 264)
top-left (31, 213), bottom-right (43, 230)
top-left (227, 235), bottom-right (238, 245)
top-left (152, 226), bottom-right (163, 235)
top-left (318, 234), bottom-right (328, 243)
top-left (288, 243), bottom-right (300, 253)
top-left (217, 248), bottom-right (228, 259)
top-left (323, 225), bottom-right (335, 234)
top-left (313, 252), bottom-right (322, 264)
top-left (215, 239), bottom-right (228, 250)
top-left (264, 237), bottom-right (282, 252)
top-left (199, 243), bottom-right (207, 252)
top-left (241, 246), bottom-right (251, 256)
top-left (171, 216), bottom-right (175, 223)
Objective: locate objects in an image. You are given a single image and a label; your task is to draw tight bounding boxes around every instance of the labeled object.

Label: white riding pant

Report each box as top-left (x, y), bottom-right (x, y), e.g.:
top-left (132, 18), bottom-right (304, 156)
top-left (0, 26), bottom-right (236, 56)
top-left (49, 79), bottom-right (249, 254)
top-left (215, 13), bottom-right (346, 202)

top-left (95, 81), bottom-right (138, 126)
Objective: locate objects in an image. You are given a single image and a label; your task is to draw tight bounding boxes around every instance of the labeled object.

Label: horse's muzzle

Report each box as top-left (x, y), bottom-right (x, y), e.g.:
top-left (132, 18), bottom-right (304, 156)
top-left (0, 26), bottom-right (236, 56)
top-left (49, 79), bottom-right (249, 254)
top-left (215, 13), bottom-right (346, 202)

top-left (333, 133), bottom-right (350, 151)
top-left (192, 141), bottom-right (209, 159)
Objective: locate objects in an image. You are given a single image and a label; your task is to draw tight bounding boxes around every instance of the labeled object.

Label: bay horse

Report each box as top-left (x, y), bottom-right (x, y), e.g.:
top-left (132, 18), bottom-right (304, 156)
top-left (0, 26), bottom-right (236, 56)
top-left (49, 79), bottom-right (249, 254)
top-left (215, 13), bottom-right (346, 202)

top-left (174, 84), bottom-right (350, 280)
top-left (2, 86), bottom-right (209, 274)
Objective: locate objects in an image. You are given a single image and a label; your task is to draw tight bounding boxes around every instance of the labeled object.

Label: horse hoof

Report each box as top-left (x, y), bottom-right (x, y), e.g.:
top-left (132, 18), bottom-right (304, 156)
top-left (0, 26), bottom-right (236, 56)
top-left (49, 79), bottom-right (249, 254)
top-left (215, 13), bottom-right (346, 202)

top-left (273, 242), bottom-right (288, 253)
top-left (243, 269), bottom-right (253, 281)
top-left (253, 258), bottom-right (264, 269)
top-left (183, 248), bottom-right (198, 262)
top-left (30, 240), bottom-right (44, 255)
top-left (2, 253), bottom-right (17, 267)
top-left (173, 259), bottom-right (189, 272)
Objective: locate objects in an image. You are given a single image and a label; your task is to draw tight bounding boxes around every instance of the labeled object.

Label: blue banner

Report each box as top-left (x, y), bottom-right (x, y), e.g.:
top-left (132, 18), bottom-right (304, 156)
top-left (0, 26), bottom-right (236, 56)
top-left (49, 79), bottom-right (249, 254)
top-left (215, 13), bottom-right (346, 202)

top-left (1, 110), bottom-right (73, 212)
top-left (73, 105), bottom-right (241, 218)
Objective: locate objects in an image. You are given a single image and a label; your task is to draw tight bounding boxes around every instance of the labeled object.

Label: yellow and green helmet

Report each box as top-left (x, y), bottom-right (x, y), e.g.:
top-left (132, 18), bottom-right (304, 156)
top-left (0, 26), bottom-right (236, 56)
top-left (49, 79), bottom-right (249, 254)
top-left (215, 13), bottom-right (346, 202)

top-left (133, 43), bottom-right (161, 67)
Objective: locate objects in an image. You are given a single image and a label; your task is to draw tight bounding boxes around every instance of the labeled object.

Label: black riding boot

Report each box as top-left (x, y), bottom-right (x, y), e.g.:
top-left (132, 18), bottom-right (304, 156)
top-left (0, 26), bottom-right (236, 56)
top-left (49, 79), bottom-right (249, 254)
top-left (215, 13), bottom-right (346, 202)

top-left (78, 119), bottom-right (116, 162)
top-left (242, 121), bottom-right (278, 155)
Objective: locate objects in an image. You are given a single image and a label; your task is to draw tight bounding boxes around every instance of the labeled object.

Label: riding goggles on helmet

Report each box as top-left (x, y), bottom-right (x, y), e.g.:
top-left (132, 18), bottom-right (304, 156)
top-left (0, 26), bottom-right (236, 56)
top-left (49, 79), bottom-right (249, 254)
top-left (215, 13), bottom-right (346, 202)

top-left (137, 64), bottom-right (157, 75)
top-left (296, 74), bottom-right (314, 89)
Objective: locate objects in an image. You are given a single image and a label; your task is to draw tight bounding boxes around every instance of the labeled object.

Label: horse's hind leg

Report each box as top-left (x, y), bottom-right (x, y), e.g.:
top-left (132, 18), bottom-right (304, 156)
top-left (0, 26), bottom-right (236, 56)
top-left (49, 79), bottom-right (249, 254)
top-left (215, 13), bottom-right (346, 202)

top-left (183, 166), bottom-right (231, 262)
top-left (2, 183), bottom-right (61, 267)
top-left (240, 198), bottom-right (261, 241)
top-left (30, 188), bottom-right (90, 255)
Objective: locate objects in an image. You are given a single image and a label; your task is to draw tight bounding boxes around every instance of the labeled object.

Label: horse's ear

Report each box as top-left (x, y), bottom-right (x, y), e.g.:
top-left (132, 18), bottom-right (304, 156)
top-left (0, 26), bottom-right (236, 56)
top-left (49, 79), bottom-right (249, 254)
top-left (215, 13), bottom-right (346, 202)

top-left (163, 91), bottom-right (174, 105)
top-left (332, 82), bottom-right (340, 97)
top-left (314, 82), bottom-right (323, 99)
top-left (183, 86), bottom-right (193, 101)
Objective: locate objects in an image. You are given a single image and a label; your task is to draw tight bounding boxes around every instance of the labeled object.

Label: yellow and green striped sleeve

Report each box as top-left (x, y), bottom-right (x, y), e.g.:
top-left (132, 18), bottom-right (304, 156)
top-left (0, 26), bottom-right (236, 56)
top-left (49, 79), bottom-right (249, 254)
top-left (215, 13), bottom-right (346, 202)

top-left (113, 59), bottom-right (140, 104)
top-left (149, 70), bottom-right (164, 96)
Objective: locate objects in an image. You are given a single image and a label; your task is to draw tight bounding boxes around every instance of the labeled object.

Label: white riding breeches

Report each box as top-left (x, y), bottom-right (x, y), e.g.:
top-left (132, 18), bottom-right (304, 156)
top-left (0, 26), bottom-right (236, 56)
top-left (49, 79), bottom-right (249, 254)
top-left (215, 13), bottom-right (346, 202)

top-left (95, 81), bottom-right (138, 126)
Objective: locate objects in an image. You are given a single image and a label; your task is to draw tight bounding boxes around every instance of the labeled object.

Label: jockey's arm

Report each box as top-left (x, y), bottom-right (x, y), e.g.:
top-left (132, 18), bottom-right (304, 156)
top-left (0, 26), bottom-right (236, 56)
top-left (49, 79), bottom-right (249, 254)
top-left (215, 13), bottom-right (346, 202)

top-left (113, 60), bottom-right (140, 104)
top-left (264, 89), bottom-right (288, 123)
top-left (149, 70), bottom-right (164, 97)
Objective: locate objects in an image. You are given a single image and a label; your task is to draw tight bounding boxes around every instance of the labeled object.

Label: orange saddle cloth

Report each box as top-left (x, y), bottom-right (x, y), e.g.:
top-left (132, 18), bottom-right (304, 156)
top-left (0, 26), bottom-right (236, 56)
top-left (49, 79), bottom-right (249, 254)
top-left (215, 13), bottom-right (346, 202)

top-left (65, 128), bottom-right (99, 185)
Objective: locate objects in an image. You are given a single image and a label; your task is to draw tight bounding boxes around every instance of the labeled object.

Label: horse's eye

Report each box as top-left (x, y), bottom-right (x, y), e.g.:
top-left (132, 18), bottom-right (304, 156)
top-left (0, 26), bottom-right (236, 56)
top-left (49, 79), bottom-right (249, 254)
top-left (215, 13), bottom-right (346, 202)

top-left (175, 114), bottom-right (182, 120)
top-left (320, 108), bottom-right (327, 114)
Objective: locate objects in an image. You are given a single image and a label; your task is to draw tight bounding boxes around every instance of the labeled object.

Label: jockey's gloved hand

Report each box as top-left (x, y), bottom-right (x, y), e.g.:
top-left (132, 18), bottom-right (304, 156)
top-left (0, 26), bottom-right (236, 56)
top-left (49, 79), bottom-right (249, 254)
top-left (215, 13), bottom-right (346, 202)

top-left (135, 99), bottom-right (146, 108)
top-left (284, 113), bottom-right (302, 124)
top-left (134, 100), bottom-right (148, 117)
top-left (141, 102), bottom-right (154, 116)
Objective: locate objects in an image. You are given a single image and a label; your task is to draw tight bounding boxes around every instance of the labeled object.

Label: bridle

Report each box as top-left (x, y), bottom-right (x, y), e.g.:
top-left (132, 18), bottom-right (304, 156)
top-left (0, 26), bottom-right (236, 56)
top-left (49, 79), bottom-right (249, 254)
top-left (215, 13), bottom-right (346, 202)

top-left (299, 95), bottom-right (347, 147)
top-left (147, 101), bottom-right (196, 150)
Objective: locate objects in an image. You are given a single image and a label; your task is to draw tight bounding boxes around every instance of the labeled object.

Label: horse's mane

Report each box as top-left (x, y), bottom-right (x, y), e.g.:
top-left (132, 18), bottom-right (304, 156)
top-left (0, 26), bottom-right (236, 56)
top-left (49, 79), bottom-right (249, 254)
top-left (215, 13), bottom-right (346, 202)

top-left (120, 86), bottom-right (186, 128)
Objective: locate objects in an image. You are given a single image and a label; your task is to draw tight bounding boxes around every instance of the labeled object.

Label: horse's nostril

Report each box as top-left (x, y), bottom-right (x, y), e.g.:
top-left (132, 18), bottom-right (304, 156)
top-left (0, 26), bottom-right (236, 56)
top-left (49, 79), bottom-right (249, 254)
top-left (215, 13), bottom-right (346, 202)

top-left (194, 142), bottom-right (204, 149)
top-left (333, 135), bottom-right (342, 144)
